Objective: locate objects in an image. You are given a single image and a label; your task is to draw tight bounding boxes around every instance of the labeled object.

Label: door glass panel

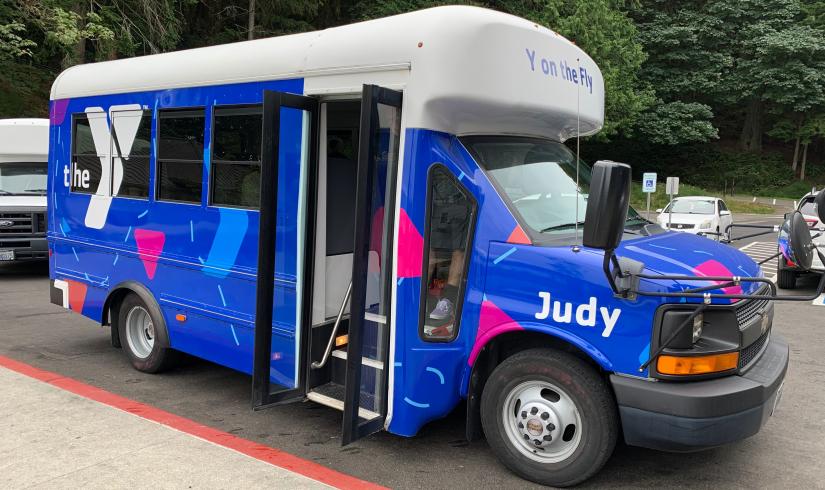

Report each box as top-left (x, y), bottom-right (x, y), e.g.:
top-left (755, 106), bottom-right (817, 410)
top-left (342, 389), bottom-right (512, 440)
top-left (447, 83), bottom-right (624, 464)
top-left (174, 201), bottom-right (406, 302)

top-left (268, 106), bottom-right (309, 392)
top-left (358, 102), bottom-right (400, 417)
top-left (344, 85), bottom-right (402, 444)
top-left (252, 91), bottom-right (317, 409)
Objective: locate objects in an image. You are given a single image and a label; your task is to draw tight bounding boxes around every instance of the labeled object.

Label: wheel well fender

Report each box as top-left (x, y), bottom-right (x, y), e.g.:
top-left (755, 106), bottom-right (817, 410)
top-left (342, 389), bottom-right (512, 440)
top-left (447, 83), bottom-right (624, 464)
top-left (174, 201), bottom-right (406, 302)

top-left (462, 325), bottom-right (612, 441)
top-left (103, 281), bottom-right (170, 349)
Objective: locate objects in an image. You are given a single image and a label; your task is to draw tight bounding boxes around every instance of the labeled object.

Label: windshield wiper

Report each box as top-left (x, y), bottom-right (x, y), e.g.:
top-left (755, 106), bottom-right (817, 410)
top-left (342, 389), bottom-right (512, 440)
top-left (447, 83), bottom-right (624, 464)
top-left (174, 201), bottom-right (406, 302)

top-left (541, 221), bottom-right (584, 233)
top-left (23, 188), bottom-right (47, 194)
top-left (0, 190), bottom-right (11, 195)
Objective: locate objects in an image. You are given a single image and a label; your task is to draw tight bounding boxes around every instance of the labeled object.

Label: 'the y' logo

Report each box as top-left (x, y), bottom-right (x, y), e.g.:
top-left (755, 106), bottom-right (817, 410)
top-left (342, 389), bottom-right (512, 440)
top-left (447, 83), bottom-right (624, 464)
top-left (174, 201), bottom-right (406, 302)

top-left (79, 104), bottom-right (144, 229)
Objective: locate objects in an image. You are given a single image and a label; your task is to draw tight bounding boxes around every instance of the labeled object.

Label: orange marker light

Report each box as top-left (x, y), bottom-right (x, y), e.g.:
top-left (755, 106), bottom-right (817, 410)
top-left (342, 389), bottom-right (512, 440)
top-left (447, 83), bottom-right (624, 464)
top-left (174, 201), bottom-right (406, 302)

top-left (657, 352), bottom-right (738, 376)
top-left (175, 313), bottom-right (187, 322)
top-left (335, 334), bottom-right (348, 347)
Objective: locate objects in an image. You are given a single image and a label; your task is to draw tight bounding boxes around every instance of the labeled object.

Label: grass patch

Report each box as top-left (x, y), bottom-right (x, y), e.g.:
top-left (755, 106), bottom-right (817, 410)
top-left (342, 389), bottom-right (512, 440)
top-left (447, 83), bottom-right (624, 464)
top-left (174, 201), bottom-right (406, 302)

top-left (629, 182), bottom-right (774, 215)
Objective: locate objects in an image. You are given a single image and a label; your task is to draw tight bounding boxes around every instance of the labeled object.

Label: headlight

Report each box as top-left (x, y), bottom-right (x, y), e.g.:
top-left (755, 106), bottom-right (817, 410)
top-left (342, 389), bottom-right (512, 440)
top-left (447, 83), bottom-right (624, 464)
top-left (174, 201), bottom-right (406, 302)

top-left (692, 312), bottom-right (704, 343)
top-left (699, 220), bottom-right (712, 229)
top-left (660, 310), bottom-right (704, 348)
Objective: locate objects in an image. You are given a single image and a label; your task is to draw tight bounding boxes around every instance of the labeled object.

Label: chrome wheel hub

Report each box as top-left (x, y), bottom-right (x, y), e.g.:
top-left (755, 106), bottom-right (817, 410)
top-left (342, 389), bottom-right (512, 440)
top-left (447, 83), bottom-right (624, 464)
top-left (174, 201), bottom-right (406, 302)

top-left (503, 380), bottom-right (583, 463)
top-left (125, 305), bottom-right (155, 359)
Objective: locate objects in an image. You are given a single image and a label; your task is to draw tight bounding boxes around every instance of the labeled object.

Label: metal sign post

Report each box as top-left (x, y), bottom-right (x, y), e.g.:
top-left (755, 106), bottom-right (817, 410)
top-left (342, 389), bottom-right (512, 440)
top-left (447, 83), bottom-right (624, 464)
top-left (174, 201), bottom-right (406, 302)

top-left (666, 176), bottom-right (679, 230)
top-left (642, 172), bottom-right (657, 220)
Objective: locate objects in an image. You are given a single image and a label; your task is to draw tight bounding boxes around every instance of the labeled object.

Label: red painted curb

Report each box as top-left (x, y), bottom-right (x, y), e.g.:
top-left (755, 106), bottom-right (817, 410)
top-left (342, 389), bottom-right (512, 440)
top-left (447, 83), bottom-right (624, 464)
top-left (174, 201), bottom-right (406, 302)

top-left (0, 354), bottom-right (386, 490)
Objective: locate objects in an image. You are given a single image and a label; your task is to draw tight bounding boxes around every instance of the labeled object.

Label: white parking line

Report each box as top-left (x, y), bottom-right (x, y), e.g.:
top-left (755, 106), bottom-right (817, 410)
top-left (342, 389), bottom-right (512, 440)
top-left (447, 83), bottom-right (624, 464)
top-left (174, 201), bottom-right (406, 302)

top-left (739, 241), bottom-right (778, 281)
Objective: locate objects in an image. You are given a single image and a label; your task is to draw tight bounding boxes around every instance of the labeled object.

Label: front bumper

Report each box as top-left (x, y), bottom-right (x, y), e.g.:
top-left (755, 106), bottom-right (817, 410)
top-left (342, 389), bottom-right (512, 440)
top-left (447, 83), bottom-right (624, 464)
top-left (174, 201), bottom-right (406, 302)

top-left (0, 236), bottom-right (47, 261)
top-left (611, 334), bottom-right (789, 452)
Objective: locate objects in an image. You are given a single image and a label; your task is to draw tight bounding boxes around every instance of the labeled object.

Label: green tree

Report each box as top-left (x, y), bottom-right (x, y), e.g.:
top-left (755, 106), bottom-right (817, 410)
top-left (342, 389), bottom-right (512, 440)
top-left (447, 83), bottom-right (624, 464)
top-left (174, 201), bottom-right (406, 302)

top-left (631, 101), bottom-right (718, 145)
top-left (0, 22), bottom-right (37, 60)
top-left (632, 0), bottom-right (825, 153)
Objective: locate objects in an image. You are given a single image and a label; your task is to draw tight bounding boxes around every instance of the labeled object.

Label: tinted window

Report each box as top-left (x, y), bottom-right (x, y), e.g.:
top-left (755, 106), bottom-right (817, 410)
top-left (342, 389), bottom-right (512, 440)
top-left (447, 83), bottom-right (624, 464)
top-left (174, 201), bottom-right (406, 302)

top-left (157, 109), bottom-right (204, 203)
top-left (112, 110), bottom-right (151, 199)
top-left (159, 111), bottom-right (204, 160)
top-left (420, 167), bottom-right (475, 342)
top-left (211, 106), bottom-right (262, 208)
top-left (71, 114), bottom-right (105, 194)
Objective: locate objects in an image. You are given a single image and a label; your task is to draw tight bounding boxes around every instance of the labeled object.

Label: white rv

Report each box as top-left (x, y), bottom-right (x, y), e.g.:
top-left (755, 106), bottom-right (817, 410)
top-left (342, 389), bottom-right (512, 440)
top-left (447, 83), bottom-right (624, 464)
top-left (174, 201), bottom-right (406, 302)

top-left (0, 118), bottom-right (49, 261)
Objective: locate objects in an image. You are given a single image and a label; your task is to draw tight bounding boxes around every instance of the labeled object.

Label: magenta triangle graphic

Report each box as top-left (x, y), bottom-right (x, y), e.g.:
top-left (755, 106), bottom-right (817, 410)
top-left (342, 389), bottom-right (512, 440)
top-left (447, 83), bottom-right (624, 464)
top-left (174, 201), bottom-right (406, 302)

top-left (134, 229), bottom-right (166, 280)
top-left (477, 298), bottom-right (521, 340)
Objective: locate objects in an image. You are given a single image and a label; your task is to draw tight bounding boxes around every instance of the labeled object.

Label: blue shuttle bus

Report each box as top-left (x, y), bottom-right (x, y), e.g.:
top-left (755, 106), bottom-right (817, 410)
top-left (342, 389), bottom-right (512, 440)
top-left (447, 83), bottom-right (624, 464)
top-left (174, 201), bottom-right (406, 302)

top-left (47, 7), bottom-right (805, 487)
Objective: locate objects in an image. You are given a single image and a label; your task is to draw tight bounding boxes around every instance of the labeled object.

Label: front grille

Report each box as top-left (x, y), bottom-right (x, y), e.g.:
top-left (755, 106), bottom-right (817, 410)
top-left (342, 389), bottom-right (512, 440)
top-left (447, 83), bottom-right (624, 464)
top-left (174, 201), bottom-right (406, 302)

top-left (739, 331), bottom-right (769, 369)
top-left (672, 223), bottom-right (694, 230)
top-left (735, 284), bottom-right (770, 327)
top-left (34, 212), bottom-right (46, 232)
top-left (0, 212), bottom-right (34, 236)
top-left (0, 239), bottom-right (30, 248)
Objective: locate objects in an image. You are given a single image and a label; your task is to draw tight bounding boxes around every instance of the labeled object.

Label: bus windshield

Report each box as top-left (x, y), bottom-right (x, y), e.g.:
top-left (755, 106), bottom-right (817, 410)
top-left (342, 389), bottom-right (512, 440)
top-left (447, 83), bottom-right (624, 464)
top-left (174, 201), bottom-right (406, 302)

top-left (0, 162), bottom-right (48, 195)
top-left (462, 136), bottom-right (643, 234)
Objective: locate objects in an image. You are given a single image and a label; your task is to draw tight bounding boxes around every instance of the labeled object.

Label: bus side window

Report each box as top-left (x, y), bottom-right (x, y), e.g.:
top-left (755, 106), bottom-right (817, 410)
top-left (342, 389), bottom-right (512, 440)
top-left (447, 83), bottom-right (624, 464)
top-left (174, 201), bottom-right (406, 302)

top-left (420, 165), bottom-right (476, 342)
top-left (112, 110), bottom-right (151, 199)
top-left (157, 108), bottom-right (205, 204)
top-left (210, 105), bottom-right (262, 209)
top-left (71, 114), bottom-right (103, 195)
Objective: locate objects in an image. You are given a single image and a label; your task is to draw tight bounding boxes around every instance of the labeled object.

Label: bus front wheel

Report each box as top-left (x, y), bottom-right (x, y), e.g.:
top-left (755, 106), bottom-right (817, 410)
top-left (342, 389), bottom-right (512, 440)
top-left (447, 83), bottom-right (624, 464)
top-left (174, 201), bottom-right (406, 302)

top-left (480, 348), bottom-right (617, 487)
top-left (117, 293), bottom-right (175, 373)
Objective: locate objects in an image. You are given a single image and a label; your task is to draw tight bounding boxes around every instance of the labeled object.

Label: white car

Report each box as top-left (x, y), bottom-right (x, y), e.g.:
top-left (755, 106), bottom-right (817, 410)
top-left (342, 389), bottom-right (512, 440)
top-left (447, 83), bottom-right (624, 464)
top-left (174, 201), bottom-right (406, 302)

top-left (656, 196), bottom-right (733, 240)
top-left (777, 190), bottom-right (824, 288)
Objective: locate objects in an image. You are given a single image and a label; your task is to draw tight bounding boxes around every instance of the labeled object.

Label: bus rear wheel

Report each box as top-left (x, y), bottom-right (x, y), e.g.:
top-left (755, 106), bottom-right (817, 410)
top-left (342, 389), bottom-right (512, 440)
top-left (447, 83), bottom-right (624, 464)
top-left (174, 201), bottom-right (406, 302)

top-left (117, 293), bottom-right (175, 373)
top-left (480, 348), bottom-right (617, 487)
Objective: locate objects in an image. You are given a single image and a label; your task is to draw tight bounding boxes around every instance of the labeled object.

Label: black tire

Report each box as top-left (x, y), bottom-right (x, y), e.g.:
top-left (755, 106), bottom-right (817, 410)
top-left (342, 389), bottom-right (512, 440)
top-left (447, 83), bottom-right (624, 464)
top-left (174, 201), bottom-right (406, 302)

top-left (480, 349), bottom-right (618, 487)
top-left (116, 293), bottom-right (176, 373)
top-left (776, 264), bottom-right (797, 290)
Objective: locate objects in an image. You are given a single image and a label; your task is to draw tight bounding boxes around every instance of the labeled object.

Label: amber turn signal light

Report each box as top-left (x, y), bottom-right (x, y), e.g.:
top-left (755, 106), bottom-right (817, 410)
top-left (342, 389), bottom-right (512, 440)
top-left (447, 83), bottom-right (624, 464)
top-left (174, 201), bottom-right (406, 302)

top-left (175, 313), bottom-right (187, 322)
top-left (657, 352), bottom-right (738, 376)
top-left (335, 334), bottom-right (348, 347)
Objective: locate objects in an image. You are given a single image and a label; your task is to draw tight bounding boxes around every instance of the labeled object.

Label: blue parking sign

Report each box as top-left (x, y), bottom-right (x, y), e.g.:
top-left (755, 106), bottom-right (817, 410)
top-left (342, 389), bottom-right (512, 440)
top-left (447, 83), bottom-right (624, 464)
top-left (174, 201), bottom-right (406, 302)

top-left (642, 172), bottom-right (657, 193)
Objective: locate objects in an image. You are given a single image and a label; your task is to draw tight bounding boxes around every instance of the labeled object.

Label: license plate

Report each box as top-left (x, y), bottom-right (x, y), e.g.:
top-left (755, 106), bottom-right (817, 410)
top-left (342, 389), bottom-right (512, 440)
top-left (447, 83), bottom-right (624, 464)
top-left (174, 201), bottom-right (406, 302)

top-left (0, 250), bottom-right (14, 261)
top-left (771, 382), bottom-right (784, 416)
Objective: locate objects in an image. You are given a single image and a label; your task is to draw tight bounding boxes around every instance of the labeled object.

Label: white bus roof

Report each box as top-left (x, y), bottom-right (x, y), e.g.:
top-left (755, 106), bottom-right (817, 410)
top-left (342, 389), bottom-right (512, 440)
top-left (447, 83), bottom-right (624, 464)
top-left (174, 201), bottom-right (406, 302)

top-left (0, 119), bottom-right (49, 163)
top-left (50, 6), bottom-right (604, 141)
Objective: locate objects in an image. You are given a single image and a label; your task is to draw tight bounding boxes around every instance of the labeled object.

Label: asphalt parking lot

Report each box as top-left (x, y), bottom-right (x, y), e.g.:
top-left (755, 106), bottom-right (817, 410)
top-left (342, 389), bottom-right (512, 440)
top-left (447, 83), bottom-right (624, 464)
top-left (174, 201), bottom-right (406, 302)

top-left (2, 228), bottom-right (825, 488)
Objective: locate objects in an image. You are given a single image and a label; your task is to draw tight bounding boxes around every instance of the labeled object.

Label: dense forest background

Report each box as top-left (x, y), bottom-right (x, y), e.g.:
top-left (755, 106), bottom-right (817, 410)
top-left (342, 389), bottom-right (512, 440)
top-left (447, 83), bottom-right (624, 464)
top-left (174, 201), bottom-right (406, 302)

top-left (2, 0), bottom-right (824, 196)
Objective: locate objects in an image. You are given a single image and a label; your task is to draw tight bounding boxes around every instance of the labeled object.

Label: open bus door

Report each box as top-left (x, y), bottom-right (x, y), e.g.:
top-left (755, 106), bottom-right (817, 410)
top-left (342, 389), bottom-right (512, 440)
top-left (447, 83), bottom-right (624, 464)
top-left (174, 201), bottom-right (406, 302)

top-left (252, 90), bottom-right (319, 408)
top-left (342, 85), bottom-right (403, 444)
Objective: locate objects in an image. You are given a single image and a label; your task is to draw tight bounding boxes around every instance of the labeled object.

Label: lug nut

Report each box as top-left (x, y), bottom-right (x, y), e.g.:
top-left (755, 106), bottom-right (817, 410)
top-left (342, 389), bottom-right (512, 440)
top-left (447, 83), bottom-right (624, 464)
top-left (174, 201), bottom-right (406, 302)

top-left (546, 423), bottom-right (556, 431)
top-left (521, 411), bottom-right (527, 418)
top-left (543, 435), bottom-right (552, 441)
top-left (530, 407), bottom-right (538, 415)
top-left (518, 422), bottom-right (524, 429)
top-left (534, 439), bottom-right (542, 446)
top-left (540, 412), bottom-right (549, 420)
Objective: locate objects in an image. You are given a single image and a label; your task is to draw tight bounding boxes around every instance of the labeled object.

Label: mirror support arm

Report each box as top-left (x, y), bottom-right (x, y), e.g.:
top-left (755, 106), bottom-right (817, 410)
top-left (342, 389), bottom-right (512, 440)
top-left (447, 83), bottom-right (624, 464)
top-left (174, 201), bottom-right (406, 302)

top-left (603, 251), bottom-right (621, 296)
top-left (632, 271), bottom-right (825, 302)
top-left (603, 250), bottom-right (631, 297)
